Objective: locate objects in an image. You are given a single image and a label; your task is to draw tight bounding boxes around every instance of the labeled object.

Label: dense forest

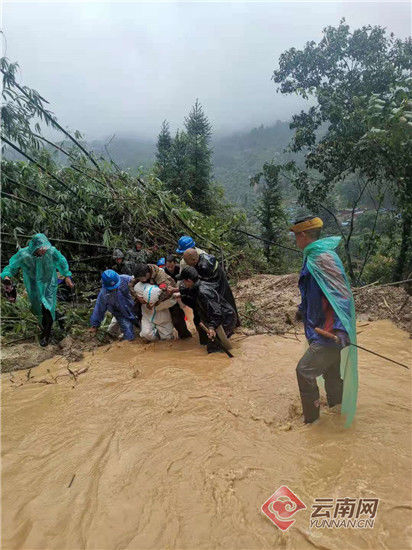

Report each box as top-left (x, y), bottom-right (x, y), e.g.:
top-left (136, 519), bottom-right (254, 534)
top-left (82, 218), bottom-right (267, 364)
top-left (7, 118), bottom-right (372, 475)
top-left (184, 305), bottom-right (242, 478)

top-left (1, 21), bottom-right (411, 343)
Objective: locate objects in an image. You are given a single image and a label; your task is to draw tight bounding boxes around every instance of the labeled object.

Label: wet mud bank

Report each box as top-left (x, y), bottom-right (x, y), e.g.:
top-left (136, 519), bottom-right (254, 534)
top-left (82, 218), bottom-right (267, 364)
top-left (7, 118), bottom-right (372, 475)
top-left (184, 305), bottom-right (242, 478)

top-left (2, 320), bottom-right (411, 549)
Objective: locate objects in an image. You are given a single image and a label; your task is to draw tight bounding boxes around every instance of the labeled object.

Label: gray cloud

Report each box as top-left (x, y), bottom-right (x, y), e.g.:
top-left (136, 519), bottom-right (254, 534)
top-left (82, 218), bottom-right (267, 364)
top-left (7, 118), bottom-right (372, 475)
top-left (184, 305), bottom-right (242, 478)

top-left (4, 1), bottom-right (411, 139)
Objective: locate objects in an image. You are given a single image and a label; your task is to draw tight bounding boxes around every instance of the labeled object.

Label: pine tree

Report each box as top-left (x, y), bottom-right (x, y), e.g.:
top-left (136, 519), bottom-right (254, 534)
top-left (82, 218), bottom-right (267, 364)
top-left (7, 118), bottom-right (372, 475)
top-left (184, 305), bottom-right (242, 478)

top-left (251, 162), bottom-right (286, 269)
top-left (169, 130), bottom-right (189, 195)
top-left (184, 99), bottom-right (213, 214)
top-left (155, 120), bottom-right (172, 184)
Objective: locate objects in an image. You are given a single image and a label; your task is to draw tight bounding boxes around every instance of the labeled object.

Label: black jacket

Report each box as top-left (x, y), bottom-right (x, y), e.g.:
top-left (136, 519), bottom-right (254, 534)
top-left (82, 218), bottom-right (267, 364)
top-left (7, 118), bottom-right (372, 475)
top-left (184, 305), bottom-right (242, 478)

top-left (181, 280), bottom-right (236, 334)
top-left (164, 265), bottom-right (180, 282)
top-left (195, 253), bottom-right (240, 326)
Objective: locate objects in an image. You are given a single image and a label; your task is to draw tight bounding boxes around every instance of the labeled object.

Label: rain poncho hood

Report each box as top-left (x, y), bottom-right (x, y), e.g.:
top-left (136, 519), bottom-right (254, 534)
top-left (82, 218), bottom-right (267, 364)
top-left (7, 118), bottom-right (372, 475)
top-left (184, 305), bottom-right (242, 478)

top-left (1, 233), bottom-right (72, 321)
top-left (303, 236), bottom-right (358, 427)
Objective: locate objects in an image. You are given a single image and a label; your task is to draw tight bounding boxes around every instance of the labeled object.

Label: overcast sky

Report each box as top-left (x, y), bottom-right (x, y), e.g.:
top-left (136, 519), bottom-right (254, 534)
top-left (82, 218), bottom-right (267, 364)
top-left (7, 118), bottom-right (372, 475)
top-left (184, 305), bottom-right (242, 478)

top-left (3, 1), bottom-right (411, 140)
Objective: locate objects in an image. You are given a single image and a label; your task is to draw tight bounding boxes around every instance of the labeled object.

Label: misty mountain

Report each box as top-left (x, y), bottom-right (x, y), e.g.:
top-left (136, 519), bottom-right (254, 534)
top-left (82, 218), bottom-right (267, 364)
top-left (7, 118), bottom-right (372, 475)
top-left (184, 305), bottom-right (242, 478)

top-left (212, 121), bottom-right (296, 208)
top-left (89, 121), bottom-right (296, 208)
top-left (4, 121), bottom-right (297, 209)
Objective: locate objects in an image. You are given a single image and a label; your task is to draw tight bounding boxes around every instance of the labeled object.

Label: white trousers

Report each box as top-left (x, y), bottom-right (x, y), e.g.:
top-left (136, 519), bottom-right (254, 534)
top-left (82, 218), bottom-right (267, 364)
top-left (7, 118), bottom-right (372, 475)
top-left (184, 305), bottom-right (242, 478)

top-left (140, 303), bottom-right (174, 341)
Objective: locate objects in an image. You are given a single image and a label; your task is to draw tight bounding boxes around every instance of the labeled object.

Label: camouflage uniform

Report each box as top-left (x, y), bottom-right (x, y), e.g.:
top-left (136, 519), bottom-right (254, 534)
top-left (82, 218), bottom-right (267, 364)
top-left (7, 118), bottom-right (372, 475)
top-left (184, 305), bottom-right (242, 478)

top-left (126, 248), bottom-right (149, 264)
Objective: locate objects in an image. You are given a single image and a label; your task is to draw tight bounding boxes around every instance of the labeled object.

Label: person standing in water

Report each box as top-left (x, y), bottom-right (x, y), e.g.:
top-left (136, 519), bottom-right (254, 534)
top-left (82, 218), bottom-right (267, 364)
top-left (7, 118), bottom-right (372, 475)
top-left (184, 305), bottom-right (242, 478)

top-left (1, 233), bottom-right (74, 347)
top-left (89, 270), bottom-right (139, 341)
top-left (181, 248), bottom-right (240, 326)
top-left (291, 216), bottom-right (358, 427)
top-left (177, 266), bottom-right (236, 354)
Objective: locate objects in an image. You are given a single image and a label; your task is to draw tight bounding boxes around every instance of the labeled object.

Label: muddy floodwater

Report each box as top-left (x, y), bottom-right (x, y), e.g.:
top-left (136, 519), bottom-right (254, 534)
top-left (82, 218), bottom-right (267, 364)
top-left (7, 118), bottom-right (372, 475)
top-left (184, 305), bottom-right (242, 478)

top-left (2, 320), bottom-right (411, 550)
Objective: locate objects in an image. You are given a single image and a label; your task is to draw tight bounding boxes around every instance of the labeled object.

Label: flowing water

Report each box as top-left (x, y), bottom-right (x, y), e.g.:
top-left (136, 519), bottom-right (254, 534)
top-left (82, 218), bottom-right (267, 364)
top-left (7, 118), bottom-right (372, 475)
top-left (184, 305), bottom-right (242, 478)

top-left (2, 320), bottom-right (411, 550)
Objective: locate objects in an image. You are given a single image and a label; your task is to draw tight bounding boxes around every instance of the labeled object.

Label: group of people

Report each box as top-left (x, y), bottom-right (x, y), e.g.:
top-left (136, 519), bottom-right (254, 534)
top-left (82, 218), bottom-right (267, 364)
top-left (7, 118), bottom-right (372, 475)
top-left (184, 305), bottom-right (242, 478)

top-left (1, 234), bottom-right (240, 355)
top-left (90, 235), bottom-right (240, 353)
top-left (1, 217), bottom-right (357, 425)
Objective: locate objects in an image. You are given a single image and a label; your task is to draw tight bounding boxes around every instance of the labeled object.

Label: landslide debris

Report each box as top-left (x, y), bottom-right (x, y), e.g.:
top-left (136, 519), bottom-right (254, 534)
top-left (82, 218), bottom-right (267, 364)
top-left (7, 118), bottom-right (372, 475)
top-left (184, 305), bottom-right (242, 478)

top-left (234, 274), bottom-right (411, 335)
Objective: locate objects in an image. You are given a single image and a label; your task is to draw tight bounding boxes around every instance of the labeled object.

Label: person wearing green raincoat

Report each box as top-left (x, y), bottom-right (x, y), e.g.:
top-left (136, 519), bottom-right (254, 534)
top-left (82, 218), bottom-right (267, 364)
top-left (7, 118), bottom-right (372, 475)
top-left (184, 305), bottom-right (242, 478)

top-left (291, 216), bottom-right (358, 428)
top-left (1, 233), bottom-right (74, 347)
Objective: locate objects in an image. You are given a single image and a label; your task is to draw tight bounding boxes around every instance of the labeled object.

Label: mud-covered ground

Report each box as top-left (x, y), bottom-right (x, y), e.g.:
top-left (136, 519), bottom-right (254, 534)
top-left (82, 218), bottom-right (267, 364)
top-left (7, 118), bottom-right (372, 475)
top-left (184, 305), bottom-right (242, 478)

top-left (234, 274), bottom-right (411, 335)
top-left (2, 320), bottom-right (411, 550)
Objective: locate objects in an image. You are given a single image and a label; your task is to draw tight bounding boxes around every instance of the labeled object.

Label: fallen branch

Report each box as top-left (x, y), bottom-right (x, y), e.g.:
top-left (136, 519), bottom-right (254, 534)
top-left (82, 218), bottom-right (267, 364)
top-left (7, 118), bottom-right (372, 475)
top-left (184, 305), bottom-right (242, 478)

top-left (354, 278), bottom-right (412, 291)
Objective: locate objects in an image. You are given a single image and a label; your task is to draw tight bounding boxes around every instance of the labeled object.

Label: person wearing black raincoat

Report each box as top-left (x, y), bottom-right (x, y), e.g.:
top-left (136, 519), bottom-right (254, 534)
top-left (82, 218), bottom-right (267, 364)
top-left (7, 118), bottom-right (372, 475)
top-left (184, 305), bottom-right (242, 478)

top-left (181, 248), bottom-right (240, 326)
top-left (178, 266), bottom-right (236, 354)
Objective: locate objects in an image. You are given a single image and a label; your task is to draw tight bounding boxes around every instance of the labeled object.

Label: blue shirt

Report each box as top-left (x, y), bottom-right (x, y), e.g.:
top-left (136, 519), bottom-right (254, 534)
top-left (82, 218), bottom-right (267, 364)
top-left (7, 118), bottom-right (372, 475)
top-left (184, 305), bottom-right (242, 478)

top-left (298, 259), bottom-right (346, 346)
top-left (90, 275), bottom-right (135, 327)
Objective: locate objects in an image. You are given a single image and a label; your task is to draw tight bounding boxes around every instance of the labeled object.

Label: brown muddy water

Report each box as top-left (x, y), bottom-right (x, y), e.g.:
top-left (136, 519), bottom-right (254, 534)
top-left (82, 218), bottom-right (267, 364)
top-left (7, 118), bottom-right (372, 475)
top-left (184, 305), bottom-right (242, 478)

top-left (2, 320), bottom-right (411, 550)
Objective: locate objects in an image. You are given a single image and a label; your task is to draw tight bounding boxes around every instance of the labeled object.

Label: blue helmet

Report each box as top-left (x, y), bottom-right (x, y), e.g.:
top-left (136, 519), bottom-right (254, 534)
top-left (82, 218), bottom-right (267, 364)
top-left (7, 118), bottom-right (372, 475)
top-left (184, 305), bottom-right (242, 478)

top-left (176, 235), bottom-right (196, 254)
top-left (157, 257), bottom-right (166, 267)
top-left (101, 269), bottom-right (120, 290)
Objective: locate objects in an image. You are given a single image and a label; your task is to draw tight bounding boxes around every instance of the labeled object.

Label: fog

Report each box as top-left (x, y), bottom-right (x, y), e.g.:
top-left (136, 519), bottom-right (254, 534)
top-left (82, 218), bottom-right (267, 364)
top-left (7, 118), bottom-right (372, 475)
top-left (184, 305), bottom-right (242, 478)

top-left (3, 1), bottom-right (411, 139)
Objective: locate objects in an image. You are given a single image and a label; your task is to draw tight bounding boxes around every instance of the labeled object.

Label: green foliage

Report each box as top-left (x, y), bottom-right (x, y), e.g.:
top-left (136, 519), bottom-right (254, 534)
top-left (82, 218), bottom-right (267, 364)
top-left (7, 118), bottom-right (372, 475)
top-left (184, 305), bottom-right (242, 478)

top-left (357, 85), bottom-right (412, 279)
top-left (240, 301), bottom-right (258, 328)
top-left (168, 130), bottom-right (190, 195)
top-left (272, 20), bottom-right (411, 282)
top-left (362, 254), bottom-right (396, 284)
top-left (1, 57), bottom-right (60, 152)
top-left (154, 120), bottom-right (173, 183)
top-left (1, 55), bottom-right (264, 328)
top-left (153, 100), bottom-right (214, 214)
top-left (250, 162), bottom-right (287, 270)
top-left (1, 294), bottom-right (39, 341)
top-left (184, 99), bottom-right (213, 213)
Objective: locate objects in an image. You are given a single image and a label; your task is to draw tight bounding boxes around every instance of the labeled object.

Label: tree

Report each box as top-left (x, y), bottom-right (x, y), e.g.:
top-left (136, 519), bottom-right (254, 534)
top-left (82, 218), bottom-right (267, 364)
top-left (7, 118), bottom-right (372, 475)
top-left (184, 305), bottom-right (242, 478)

top-left (154, 120), bottom-right (172, 184)
top-left (184, 99), bottom-right (213, 214)
top-left (272, 20), bottom-right (412, 281)
top-left (168, 130), bottom-right (189, 195)
top-left (355, 89), bottom-right (412, 280)
top-left (250, 162), bottom-right (287, 269)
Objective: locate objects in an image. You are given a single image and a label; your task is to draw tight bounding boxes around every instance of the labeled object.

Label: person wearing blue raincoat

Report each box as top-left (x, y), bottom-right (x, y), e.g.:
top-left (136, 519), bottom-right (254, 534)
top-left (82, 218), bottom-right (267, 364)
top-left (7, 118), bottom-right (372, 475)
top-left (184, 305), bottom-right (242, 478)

top-left (1, 233), bottom-right (73, 346)
top-left (291, 216), bottom-right (358, 428)
top-left (89, 270), bottom-right (138, 341)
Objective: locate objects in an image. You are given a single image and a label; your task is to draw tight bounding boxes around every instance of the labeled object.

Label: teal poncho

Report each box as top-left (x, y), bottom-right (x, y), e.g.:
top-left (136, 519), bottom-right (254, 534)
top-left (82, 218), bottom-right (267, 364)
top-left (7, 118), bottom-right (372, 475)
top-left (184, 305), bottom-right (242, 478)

top-left (303, 236), bottom-right (358, 428)
top-left (1, 233), bottom-right (72, 321)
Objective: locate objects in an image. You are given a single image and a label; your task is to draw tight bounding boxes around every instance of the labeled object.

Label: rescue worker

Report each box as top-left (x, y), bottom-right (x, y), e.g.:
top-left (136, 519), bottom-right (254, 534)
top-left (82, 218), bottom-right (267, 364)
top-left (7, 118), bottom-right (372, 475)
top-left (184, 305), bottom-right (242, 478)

top-left (291, 216), bottom-right (357, 426)
top-left (157, 257), bottom-right (166, 269)
top-left (89, 270), bottom-right (138, 341)
top-left (176, 236), bottom-right (206, 271)
top-left (164, 255), bottom-right (180, 282)
top-left (181, 248), bottom-right (240, 326)
top-left (0, 233), bottom-right (74, 347)
top-left (112, 249), bottom-right (135, 275)
top-left (131, 263), bottom-right (192, 339)
top-left (178, 266), bottom-right (236, 354)
top-left (126, 239), bottom-right (149, 264)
